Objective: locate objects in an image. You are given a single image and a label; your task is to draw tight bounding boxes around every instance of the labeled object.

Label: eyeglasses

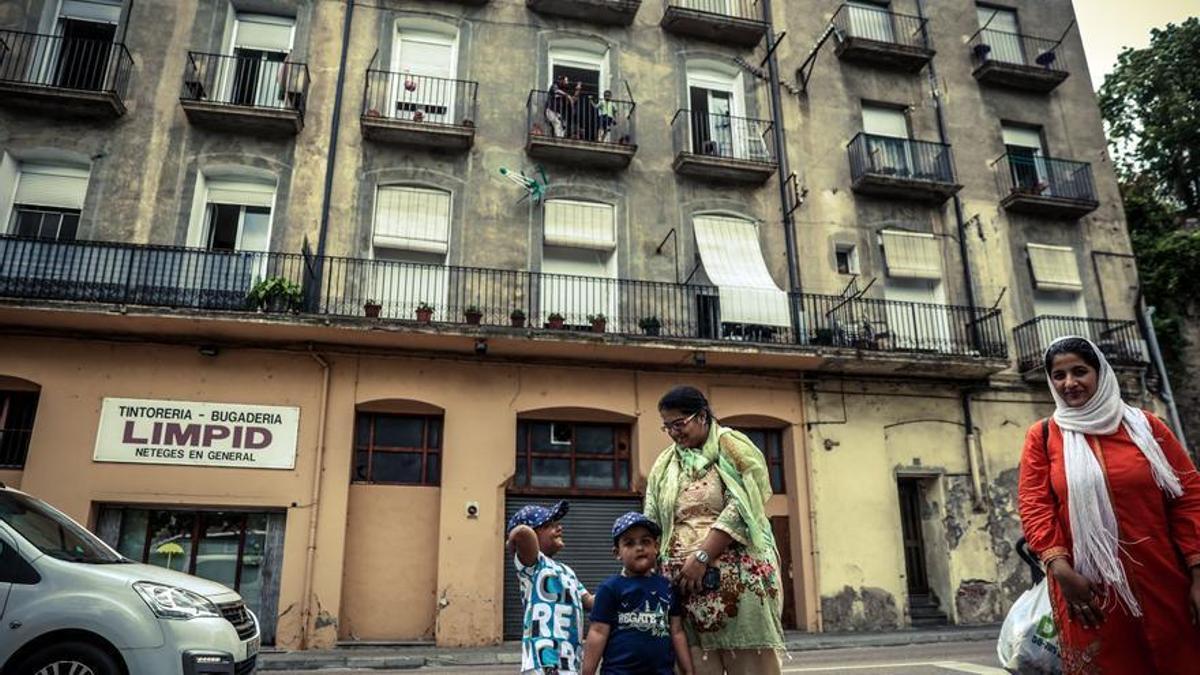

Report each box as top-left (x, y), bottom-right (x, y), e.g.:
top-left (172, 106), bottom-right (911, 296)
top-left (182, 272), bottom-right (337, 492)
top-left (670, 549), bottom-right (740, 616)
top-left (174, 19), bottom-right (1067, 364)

top-left (661, 412), bottom-right (699, 433)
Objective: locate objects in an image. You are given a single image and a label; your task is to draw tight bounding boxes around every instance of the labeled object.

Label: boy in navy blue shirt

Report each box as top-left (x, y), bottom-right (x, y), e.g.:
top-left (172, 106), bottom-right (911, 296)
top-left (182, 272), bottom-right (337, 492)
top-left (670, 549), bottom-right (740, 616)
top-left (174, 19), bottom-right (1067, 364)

top-left (581, 513), bottom-right (694, 675)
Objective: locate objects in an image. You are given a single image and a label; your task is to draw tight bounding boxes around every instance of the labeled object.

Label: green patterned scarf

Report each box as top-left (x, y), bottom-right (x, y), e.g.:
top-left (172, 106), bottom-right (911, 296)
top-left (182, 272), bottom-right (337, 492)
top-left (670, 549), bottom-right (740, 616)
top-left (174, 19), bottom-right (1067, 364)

top-left (644, 422), bottom-right (777, 559)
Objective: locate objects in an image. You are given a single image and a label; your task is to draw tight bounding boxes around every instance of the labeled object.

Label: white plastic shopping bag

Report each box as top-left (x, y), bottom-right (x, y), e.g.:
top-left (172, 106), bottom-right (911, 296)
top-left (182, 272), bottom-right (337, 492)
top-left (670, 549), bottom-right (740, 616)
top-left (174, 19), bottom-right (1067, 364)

top-left (997, 579), bottom-right (1062, 674)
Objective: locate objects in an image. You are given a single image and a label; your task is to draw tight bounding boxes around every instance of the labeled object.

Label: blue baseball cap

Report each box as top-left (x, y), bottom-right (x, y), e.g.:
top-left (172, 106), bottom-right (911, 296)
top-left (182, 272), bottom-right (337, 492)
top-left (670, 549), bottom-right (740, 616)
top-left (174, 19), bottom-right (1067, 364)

top-left (612, 512), bottom-right (662, 543)
top-left (506, 500), bottom-right (569, 535)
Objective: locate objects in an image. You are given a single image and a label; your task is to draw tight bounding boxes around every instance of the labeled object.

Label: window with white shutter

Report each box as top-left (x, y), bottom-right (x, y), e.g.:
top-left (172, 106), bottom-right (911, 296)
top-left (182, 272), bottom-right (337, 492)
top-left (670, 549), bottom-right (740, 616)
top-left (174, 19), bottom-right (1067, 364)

top-left (880, 230), bottom-right (941, 280)
top-left (1027, 243), bottom-right (1083, 292)
top-left (373, 186), bottom-right (451, 254)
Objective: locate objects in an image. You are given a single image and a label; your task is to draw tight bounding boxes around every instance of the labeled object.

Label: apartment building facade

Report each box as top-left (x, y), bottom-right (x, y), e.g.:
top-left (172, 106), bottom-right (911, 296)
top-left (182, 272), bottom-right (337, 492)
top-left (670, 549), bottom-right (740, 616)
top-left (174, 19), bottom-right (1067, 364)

top-left (0, 0), bottom-right (1156, 651)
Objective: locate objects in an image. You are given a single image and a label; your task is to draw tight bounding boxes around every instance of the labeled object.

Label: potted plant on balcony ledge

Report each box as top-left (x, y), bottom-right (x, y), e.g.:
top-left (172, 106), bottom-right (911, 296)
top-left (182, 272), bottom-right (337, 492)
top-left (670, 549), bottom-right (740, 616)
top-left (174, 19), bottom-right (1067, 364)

top-left (588, 314), bottom-right (607, 334)
top-left (464, 305), bottom-right (483, 325)
top-left (638, 316), bottom-right (661, 337)
top-left (363, 299), bottom-right (382, 318)
top-left (415, 301), bottom-right (434, 323)
top-left (247, 277), bottom-right (303, 314)
top-left (547, 312), bottom-right (566, 330)
top-left (510, 308), bottom-right (527, 328)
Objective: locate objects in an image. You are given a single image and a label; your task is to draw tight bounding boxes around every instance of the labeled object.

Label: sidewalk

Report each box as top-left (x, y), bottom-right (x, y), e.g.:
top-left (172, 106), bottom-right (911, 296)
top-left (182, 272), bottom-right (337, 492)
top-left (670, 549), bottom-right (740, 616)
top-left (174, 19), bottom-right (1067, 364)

top-left (258, 625), bottom-right (1001, 671)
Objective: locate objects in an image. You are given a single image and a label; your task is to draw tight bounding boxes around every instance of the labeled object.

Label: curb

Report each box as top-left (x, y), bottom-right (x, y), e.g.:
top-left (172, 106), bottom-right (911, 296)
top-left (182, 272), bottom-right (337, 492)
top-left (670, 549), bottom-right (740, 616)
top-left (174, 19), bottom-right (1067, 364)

top-left (259, 626), bottom-right (1000, 671)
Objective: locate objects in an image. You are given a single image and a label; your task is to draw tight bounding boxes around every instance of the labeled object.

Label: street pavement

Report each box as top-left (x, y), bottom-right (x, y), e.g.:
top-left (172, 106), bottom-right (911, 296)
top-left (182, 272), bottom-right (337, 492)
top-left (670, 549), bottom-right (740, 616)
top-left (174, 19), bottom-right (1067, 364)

top-left (267, 641), bottom-right (1006, 674)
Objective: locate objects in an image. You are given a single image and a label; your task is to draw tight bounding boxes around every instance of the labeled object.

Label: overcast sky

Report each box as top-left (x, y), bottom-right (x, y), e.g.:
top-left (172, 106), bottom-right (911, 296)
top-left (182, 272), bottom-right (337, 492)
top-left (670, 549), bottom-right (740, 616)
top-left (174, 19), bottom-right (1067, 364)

top-left (1075, 0), bottom-right (1198, 88)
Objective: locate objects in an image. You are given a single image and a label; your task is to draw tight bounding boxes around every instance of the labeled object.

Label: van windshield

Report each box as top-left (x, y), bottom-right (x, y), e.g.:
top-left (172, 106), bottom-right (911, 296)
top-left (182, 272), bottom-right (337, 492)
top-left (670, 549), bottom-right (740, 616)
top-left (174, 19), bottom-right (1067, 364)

top-left (0, 490), bottom-right (124, 563)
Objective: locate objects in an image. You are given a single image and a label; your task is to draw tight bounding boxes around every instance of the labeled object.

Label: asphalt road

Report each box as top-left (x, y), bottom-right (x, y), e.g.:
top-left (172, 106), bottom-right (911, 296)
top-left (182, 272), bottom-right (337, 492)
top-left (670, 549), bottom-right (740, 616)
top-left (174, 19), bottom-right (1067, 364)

top-left (269, 641), bottom-right (1006, 674)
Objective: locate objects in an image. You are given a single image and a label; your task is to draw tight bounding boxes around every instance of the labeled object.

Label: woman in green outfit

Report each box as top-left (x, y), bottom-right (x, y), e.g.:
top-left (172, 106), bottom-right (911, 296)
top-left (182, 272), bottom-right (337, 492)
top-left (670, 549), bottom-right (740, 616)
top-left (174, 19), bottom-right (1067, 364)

top-left (644, 385), bottom-right (785, 675)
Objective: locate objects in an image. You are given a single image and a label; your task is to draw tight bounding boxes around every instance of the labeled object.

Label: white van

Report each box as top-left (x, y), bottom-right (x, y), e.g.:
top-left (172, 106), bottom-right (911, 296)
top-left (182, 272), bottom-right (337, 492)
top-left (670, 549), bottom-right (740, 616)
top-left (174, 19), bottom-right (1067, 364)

top-left (0, 484), bottom-right (259, 675)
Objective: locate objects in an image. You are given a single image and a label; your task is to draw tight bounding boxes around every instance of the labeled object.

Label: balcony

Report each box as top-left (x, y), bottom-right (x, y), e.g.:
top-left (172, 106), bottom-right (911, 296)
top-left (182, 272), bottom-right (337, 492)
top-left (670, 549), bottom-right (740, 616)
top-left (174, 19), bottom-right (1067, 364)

top-left (993, 154), bottom-right (1099, 219)
top-left (527, 0), bottom-right (642, 26)
top-left (661, 0), bottom-right (767, 48)
top-left (1014, 316), bottom-right (1147, 375)
top-left (848, 133), bottom-right (962, 204)
top-left (0, 29), bottom-right (133, 118)
top-left (362, 71), bottom-right (477, 151)
top-left (0, 236), bottom-right (1010, 379)
top-left (526, 89), bottom-right (637, 169)
top-left (969, 29), bottom-right (1069, 93)
top-left (671, 109), bottom-right (777, 184)
top-left (831, 4), bottom-right (934, 73)
top-left (180, 52), bottom-right (308, 136)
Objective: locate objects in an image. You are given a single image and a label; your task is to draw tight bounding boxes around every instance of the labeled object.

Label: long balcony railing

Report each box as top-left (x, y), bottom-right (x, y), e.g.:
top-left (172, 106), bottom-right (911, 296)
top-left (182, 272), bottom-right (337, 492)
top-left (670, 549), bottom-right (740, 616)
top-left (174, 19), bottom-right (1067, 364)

top-left (0, 29), bottom-right (133, 98)
top-left (363, 70), bottom-right (478, 128)
top-left (0, 235), bottom-right (1007, 362)
top-left (993, 153), bottom-right (1098, 204)
top-left (672, 109), bottom-right (776, 164)
top-left (0, 236), bottom-right (308, 312)
top-left (182, 51), bottom-right (309, 115)
top-left (849, 133), bottom-right (956, 185)
top-left (969, 29), bottom-right (1068, 73)
top-left (527, 89), bottom-right (636, 147)
top-left (832, 3), bottom-right (929, 49)
top-left (666, 0), bottom-right (761, 22)
top-left (1013, 316), bottom-right (1146, 373)
top-left (0, 428), bottom-right (32, 469)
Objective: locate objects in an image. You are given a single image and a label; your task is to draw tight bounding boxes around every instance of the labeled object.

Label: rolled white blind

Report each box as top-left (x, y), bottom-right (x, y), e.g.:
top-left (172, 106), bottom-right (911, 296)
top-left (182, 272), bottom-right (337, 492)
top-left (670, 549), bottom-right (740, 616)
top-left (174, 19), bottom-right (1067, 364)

top-left (59, 0), bottom-right (122, 23)
top-left (693, 214), bottom-right (790, 327)
top-left (235, 15), bottom-right (294, 52)
top-left (206, 179), bottom-right (275, 209)
top-left (544, 200), bottom-right (616, 250)
top-left (14, 164), bottom-right (90, 210)
top-left (374, 186), bottom-right (451, 254)
top-left (881, 230), bottom-right (942, 279)
top-left (1028, 243), bottom-right (1083, 292)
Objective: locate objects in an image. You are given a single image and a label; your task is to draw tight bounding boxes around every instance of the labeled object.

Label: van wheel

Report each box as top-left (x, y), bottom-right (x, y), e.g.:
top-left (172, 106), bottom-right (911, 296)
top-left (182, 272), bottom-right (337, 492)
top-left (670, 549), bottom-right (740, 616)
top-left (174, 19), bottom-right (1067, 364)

top-left (14, 641), bottom-right (121, 675)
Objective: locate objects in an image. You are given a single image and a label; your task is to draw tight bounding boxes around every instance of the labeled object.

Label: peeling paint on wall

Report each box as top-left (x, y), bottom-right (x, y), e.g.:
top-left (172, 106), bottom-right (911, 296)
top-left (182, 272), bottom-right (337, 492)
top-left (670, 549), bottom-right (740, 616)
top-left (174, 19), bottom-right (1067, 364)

top-left (820, 585), bottom-right (900, 631)
top-left (955, 578), bottom-right (1001, 624)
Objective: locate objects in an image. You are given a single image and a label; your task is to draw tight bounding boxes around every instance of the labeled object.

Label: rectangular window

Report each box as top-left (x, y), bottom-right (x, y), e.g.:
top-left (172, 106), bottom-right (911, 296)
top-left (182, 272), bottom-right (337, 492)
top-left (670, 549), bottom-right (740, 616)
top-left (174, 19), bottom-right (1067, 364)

top-left (0, 391), bottom-right (39, 469)
top-left (737, 428), bottom-right (785, 494)
top-left (835, 245), bottom-right (858, 275)
top-left (7, 163), bottom-right (89, 237)
top-left (513, 421), bottom-right (632, 493)
top-left (353, 413), bottom-right (443, 486)
top-left (12, 207), bottom-right (79, 241)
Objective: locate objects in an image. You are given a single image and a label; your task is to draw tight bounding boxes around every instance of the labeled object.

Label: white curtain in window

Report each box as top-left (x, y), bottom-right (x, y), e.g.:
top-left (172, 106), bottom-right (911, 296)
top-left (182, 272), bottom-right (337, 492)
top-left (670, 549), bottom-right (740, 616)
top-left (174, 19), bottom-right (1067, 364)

top-left (693, 215), bottom-right (789, 327)
top-left (14, 164), bottom-right (90, 210)
top-left (1027, 243), bottom-right (1083, 292)
top-left (373, 186), bottom-right (451, 254)
top-left (543, 200), bottom-right (616, 250)
top-left (881, 230), bottom-right (941, 280)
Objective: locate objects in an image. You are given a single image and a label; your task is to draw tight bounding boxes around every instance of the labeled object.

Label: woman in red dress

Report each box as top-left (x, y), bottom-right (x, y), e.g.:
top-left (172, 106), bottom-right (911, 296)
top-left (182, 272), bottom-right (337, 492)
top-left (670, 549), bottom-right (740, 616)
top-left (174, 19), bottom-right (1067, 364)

top-left (1019, 336), bottom-right (1200, 673)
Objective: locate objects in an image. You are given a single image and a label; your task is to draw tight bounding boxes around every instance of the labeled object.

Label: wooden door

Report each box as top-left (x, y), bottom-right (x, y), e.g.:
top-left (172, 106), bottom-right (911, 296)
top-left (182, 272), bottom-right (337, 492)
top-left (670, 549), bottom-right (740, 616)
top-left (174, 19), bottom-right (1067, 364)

top-left (897, 480), bottom-right (930, 595)
top-left (770, 516), bottom-right (797, 629)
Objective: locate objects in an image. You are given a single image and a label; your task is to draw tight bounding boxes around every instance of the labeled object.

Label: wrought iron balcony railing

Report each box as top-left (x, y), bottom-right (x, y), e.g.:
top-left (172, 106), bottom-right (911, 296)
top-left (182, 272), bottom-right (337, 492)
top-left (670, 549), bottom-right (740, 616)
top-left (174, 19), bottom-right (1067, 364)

top-left (993, 153), bottom-right (1098, 204)
top-left (969, 29), bottom-right (1068, 73)
top-left (0, 236), bottom-right (1009, 363)
top-left (1013, 315), bottom-right (1146, 373)
top-left (848, 133), bottom-right (956, 185)
top-left (832, 3), bottom-right (930, 50)
top-left (0, 29), bottom-right (133, 98)
top-left (182, 51), bottom-right (309, 115)
top-left (362, 70), bottom-right (478, 128)
top-left (527, 88), bottom-right (636, 147)
top-left (671, 109), bottom-right (776, 164)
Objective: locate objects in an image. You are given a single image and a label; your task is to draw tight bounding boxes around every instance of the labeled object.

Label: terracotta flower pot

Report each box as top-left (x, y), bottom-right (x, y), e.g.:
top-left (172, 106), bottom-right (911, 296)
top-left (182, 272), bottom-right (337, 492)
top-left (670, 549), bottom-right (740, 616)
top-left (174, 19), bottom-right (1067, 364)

top-left (511, 315), bottom-right (527, 328)
top-left (364, 303), bottom-right (382, 319)
top-left (591, 319), bottom-right (606, 334)
top-left (416, 308), bottom-right (433, 323)
top-left (548, 317), bottom-right (565, 329)
top-left (465, 311), bottom-right (483, 326)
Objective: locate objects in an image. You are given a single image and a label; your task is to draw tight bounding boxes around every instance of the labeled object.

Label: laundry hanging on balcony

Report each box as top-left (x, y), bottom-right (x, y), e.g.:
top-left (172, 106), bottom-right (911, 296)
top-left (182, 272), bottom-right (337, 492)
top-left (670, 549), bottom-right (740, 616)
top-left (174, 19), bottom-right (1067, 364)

top-left (693, 215), bottom-right (789, 328)
top-left (880, 230), bottom-right (941, 279)
top-left (1027, 243), bottom-right (1082, 292)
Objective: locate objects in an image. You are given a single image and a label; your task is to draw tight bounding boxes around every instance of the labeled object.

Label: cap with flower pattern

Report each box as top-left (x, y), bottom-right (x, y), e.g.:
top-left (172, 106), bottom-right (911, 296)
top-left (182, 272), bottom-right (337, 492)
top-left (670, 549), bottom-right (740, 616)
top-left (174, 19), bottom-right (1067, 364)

top-left (506, 500), bottom-right (569, 535)
top-left (611, 511), bottom-right (662, 543)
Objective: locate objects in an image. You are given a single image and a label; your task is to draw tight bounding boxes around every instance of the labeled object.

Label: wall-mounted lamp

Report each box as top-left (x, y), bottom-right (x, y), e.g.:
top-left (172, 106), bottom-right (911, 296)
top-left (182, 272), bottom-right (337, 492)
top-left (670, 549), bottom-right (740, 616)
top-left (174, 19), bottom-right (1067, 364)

top-left (198, 345), bottom-right (220, 357)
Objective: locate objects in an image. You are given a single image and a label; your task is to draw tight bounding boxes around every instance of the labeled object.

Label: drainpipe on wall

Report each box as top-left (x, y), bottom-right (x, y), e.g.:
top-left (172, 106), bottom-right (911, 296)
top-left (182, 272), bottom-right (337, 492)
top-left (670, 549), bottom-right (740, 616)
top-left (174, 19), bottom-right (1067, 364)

top-left (961, 391), bottom-right (987, 512)
top-left (299, 347), bottom-right (331, 649)
top-left (761, 0), bottom-right (802, 296)
top-left (915, 0), bottom-right (980, 351)
top-left (310, 0), bottom-right (356, 307)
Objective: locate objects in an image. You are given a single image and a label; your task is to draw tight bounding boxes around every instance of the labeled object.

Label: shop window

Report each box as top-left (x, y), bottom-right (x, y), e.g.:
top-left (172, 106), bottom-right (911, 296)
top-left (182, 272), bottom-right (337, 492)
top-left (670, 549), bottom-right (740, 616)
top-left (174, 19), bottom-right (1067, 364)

top-left (353, 412), bottom-right (443, 486)
top-left (514, 420), bottom-right (631, 493)
top-left (0, 391), bottom-right (39, 469)
top-left (736, 427), bottom-right (785, 494)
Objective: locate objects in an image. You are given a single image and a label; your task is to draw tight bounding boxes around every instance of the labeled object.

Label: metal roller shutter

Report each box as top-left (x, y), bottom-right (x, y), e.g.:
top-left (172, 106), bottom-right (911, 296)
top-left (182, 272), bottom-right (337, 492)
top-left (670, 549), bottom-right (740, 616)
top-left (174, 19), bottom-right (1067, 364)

top-left (503, 494), bottom-right (643, 640)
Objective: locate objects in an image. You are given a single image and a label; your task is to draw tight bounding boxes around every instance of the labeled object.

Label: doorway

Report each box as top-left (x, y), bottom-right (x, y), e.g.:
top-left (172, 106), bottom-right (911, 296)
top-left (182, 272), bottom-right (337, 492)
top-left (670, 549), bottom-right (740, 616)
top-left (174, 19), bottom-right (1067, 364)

top-left (897, 479), bottom-right (947, 626)
top-left (770, 516), bottom-right (797, 629)
top-left (55, 18), bottom-right (115, 90)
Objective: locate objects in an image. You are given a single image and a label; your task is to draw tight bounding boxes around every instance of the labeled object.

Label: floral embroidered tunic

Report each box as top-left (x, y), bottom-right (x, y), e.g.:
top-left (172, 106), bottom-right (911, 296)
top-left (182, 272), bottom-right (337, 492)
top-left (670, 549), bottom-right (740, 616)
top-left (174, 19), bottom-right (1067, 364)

top-left (646, 425), bottom-right (786, 653)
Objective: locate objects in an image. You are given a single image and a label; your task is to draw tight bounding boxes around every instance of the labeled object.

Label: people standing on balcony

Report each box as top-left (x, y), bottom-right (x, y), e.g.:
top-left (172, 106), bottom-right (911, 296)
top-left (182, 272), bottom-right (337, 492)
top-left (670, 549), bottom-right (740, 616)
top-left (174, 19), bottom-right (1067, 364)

top-left (1018, 336), bottom-right (1200, 674)
top-left (593, 90), bottom-right (617, 143)
top-left (546, 75), bottom-right (574, 138)
top-left (644, 386), bottom-right (785, 675)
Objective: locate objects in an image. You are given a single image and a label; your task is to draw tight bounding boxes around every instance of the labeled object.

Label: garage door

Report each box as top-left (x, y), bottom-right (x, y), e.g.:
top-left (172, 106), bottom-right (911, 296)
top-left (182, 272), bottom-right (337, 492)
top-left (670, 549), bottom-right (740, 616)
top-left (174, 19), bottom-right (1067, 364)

top-left (503, 494), bottom-right (643, 639)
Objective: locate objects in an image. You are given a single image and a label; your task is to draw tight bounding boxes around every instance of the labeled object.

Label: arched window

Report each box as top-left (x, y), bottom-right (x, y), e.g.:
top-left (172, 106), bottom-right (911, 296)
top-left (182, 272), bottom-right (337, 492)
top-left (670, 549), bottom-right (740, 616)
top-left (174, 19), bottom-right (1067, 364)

top-left (370, 185), bottom-right (452, 320)
top-left (540, 198), bottom-right (617, 328)
top-left (386, 18), bottom-right (460, 124)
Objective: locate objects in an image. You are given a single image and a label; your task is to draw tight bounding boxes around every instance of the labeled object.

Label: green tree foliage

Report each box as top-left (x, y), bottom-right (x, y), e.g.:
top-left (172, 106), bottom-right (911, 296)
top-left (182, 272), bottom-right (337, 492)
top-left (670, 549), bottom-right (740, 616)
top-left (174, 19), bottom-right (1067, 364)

top-left (1099, 19), bottom-right (1200, 368)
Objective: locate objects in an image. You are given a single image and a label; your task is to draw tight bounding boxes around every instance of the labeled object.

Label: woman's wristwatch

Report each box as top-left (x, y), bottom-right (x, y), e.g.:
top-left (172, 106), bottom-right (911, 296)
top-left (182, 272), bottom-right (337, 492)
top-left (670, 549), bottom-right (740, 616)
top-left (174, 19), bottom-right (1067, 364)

top-left (693, 550), bottom-right (711, 565)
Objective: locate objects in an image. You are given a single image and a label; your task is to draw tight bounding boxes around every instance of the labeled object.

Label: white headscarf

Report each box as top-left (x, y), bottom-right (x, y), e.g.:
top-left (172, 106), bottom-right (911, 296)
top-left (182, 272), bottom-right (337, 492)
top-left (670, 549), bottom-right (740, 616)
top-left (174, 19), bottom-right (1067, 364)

top-left (1046, 336), bottom-right (1183, 616)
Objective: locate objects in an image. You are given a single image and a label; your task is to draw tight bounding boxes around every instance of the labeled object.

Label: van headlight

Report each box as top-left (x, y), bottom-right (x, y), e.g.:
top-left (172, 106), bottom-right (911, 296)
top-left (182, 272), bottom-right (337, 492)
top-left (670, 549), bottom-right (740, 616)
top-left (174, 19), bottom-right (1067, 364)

top-left (133, 581), bottom-right (222, 620)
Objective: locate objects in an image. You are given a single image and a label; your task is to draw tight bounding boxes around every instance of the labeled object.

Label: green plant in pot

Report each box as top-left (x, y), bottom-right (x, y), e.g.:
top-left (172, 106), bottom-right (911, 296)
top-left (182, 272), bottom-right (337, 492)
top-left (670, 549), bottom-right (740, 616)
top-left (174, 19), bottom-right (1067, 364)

top-left (247, 276), bottom-right (303, 313)
top-left (363, 299), bottom-right (382, 318)
top-left (415, 301), bottom-right (435, 323)
top-left (638, 316), bottom-right (661, 336)
top-left (464, 305), bottom-right (483, 325)
top-left (510, 308), bottom-right (527, 328)
top-left (588, 313), bottom-right (607, 333)
top-left (547, 312), bottom-right (566, 329)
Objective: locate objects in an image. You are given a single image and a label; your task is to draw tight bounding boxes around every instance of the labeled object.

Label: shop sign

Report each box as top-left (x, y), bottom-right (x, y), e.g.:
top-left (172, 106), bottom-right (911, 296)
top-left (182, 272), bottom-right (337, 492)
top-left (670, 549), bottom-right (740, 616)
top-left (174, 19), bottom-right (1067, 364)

top-left (94, 398), bottom-right (300, 469)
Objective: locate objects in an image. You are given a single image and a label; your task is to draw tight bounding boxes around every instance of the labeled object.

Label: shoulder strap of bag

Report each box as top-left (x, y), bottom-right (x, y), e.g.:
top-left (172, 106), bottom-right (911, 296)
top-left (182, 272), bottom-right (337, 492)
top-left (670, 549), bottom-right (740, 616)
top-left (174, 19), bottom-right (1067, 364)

top-left (1041, 418), bottom-right (1049, 450)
